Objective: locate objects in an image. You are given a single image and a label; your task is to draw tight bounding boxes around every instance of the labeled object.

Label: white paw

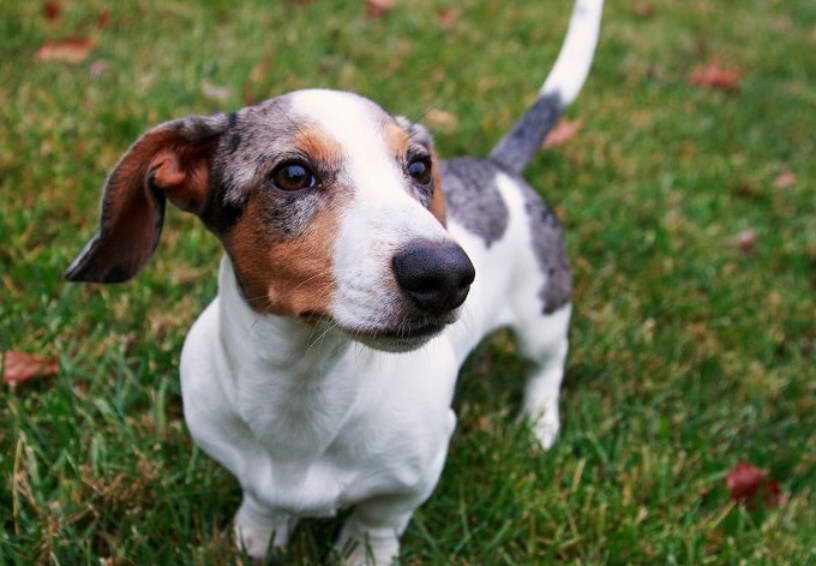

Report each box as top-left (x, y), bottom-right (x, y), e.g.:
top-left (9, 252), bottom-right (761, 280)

top-left (522, 408), bottom-right (560, 450)
top-left (233, 503), bottom-right (294, 561)
top-left (336, 521), bottom-right (399, 566)
top-left (234, 519), bottom-right (273, 561)
top-left (531, 416), bottom-right (560, 450)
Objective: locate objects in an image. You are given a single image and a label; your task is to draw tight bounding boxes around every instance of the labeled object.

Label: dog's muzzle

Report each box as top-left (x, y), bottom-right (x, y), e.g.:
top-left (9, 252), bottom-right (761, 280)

top-left (392, 240), bottom-right (475, 315)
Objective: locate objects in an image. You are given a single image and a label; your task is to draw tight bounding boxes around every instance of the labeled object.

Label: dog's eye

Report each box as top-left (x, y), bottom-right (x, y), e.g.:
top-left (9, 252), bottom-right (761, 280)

top-left (271, 162), bottom-right (316, 191)
top-left (407, 158), bottom-right (432, 185)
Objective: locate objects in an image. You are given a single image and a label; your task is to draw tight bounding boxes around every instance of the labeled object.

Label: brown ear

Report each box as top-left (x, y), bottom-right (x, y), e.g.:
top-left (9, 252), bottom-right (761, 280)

top-left (65, 114), bottom-right (228, 283)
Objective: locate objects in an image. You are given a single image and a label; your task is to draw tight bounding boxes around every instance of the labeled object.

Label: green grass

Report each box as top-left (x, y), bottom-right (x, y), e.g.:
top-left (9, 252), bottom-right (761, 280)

top-left (2, 0), bottom-right (815, 563)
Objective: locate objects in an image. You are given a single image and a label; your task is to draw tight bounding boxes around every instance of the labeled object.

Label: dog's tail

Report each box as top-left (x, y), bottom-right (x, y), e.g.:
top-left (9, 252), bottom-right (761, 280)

top-left (489, 0), bottom-right (604, 175)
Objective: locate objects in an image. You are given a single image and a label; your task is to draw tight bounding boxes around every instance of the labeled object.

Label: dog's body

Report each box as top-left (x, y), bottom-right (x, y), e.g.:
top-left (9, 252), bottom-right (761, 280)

top-left (67, 1), bottom-right (603, 563)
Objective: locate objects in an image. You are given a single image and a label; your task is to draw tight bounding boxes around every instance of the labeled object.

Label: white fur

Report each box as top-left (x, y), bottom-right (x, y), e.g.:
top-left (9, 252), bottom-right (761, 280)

top-left (181, 162), bottom-right (571, 565)
top-left (178, 57), bottom-right (580, 566)
top-left (540, 0), bottom-right (604, 105)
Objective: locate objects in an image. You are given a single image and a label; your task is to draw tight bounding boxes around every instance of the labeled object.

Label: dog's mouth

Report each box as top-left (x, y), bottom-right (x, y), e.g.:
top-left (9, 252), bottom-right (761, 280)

top-left (346, 321), bottom-right (447, 352)
top-left (297, 311), bottom-right (454, 352)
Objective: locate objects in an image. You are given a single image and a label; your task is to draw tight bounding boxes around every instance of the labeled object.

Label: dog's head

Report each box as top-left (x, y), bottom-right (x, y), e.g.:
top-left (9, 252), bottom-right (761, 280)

top-left (66, 89), bottom-right (474, 351)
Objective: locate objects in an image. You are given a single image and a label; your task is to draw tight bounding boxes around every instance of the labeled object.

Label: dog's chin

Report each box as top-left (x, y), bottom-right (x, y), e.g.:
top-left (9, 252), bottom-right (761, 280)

top-left (339, 319), bottom-right (451, 353)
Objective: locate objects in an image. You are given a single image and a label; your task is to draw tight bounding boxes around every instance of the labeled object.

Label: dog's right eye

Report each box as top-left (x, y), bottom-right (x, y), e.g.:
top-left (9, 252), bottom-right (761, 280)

top-left (271, 161), bottom-right (316, 191)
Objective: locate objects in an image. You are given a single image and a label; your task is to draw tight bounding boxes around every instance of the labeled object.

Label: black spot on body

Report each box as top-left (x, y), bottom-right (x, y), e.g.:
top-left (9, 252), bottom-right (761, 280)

top-left (441, 157), bottom-right (570, 314)
top-left (490, 93), bottom-right (563, 175)
top-left (441, 158), bottom-right (508, 247)
top-left (519, 183), bottom-right (571, 314)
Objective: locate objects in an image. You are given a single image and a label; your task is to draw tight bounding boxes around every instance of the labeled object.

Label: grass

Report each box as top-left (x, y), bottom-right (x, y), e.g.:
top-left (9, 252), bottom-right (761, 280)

top-left (2, 0), bottom-right (815, 563)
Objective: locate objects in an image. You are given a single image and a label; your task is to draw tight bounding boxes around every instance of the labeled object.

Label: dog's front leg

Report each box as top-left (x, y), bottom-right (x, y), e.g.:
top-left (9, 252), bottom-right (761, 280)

top-left (335, 494), bottom-right (420, 566)
top-left (234, 492), bottom-right (298, 561)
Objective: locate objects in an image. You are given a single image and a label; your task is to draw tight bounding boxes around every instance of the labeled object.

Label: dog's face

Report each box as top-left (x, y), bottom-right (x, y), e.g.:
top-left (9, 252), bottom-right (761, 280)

top-left (66, 89), bottom-right (474, 351)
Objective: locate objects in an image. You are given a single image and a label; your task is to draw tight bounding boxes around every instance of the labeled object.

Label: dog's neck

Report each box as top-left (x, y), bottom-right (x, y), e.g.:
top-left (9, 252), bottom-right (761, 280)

top-left (216, 255), bottom-right (355, 379)
top-left (216, 256), bottom-right (382, 458)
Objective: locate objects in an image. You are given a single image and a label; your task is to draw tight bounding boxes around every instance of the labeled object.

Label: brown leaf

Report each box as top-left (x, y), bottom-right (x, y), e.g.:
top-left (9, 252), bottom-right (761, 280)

top-left (3, 351), bottom-right (58, 387)
top-left (689, 57), bottom-right (741, 92)
top-left (365, 0), bottom-right (395, 19)
top-left (436, 7), bottom-right (462, 29)
top-left (42, 1), bottom-right (61, 21)
top-left (634, 2), bottom-right (655, 18)
top-left (726, 462), bottom-right (782, 509)
top-left (729, 229), bottom-right (757, 254)
top-left (424, 108), bottom-right (459, 133)
top-left (35, 37), bottom-right (96, 64)
top-left (543, 119), bottom-right (583, 149)
top-left (89, 59), bottom-right (109, 78)
top-left (96, 11), bottom-right (111, 29)
top-left (773, 170), bottom-right (796, 190)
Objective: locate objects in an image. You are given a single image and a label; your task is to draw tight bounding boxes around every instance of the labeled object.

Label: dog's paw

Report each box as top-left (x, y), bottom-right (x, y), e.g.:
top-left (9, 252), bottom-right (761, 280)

top-left (233, 502), bottom-right (295, 561)
top-left (234, 519), bottom-right (273, 561)
top-left (336, 519), bottom-right (400, 566)
top-left (521, 408), bottom-right (560, 451)
top-left (531, 416), bottom-right (560, 450)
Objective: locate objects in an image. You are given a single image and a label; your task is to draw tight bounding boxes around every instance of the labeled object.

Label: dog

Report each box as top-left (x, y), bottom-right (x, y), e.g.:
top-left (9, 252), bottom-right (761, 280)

top-left (66, 1), bottom-right (603, 562)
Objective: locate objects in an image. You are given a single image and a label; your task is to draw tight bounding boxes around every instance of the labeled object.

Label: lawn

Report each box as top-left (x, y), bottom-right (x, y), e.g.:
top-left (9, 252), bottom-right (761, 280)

top-left (2, 0), bottom-right (815, 563)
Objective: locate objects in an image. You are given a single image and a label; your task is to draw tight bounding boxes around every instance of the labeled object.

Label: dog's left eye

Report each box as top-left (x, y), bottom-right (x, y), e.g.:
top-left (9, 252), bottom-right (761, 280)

top-left (271, 161), bottom-right (316, 191)
top-left (407, 158), bottom-right (432, 185)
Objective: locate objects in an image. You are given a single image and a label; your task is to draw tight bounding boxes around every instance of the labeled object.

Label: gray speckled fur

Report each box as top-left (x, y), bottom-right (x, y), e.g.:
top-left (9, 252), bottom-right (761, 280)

top-left (441, 158), bottom-right (509, 248)
top-left (489, 92), bottom-right (563, 176)
top-left (517, 178), bottom-right (572, 314)
top-left (442, 157), bottom-right (570, 314)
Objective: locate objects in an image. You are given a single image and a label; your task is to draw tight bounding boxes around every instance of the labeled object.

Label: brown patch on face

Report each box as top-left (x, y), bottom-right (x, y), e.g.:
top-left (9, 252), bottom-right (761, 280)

top-left (428, 151), bottom-right (447, 226)
top-left (294, 126), bottom-right (343, 166)
top-left (383, 121), bottom-right (412, 159)
top-left (226, 192), bottom-right (346, 318)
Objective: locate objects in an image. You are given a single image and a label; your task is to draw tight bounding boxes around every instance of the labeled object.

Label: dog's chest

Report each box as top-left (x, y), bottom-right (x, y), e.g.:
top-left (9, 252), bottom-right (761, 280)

top-left (233, 359), bottom-right (455, 517)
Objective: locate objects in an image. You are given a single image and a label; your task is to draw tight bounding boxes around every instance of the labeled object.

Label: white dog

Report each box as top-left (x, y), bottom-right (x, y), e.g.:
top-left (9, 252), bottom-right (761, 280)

top-left (67, 1), bottom-right (603, 562)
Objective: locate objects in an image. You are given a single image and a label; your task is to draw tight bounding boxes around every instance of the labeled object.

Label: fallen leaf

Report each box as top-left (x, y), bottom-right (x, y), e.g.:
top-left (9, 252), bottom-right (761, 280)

top-left (3, 351), bottom-right (58, 387)
top-left (773, 170), bottom-right (796, 190)
top-left (42, 1), bottom-right (61, 21)
top-left (201, 81), bottom-right (230, 102)
top-left (634, 2), bottom-right (655, 18)
top-left (35, 37), bottom-right (96, 64)
top-left (89, 59), bottom-right (108, 77)
top-left (543, 119), bottom-right (583, 149)
top-left (726, 461), bottom-right (782, 509)
top-left (424, 108), bottom-right (459, 133)
top-left (689, 57), bottom-right (741, 92)
top-left (729, 229), bottom-right (757, 254)
top-left (365, 0), bottom-right (395, 19)
top-left (436, 6), bottom-right (462, 29)
top-left (96, 11), bottom-right (111, 29)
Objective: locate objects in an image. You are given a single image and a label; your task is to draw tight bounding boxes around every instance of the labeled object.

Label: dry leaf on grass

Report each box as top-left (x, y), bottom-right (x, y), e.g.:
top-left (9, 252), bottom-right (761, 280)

top-left (773, 170), bottom-right (796, 190)
top-left (365, 0), bottom-right (395, 19)
top-left (3, 351), bottom-right (58, 387)
top-left (633, 2), bottom-right (655, 18)
top-left (424, 108), bottom-right (459, 133)
top-left (729, 229), bottom-right (757, 254)
top-left (436, 7), bottom-right (462, 29)
top-left (96, 11), bottom-right (111, 29)
top-left (42, 1), bottom-right (61, 21)
top-left (726, 462), bottom-right (782, 509)
top-left (35, 37), bottom-right (95, 64)
top-left (689, 57), bottom-right (741, 92)
top-left (543, 119), bottom-right (583, 149)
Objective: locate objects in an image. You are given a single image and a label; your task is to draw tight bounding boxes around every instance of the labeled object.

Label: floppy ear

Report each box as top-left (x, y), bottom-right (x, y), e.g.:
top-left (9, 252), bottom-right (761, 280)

top-left (65, 114), bottom-right (229, 283)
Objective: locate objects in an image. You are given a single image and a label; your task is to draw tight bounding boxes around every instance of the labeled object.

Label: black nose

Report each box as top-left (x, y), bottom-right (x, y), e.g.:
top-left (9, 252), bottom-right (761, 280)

top-left (392, 240), bottom-right (475, 314)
